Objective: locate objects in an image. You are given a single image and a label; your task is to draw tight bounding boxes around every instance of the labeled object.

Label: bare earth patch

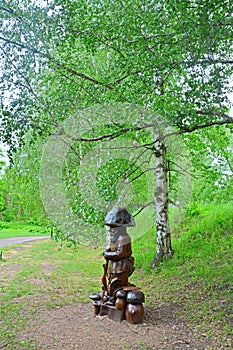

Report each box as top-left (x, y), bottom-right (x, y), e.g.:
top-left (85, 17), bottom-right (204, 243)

top-left (0, 262), bottom-right (22, 281)
top-left (18, 301), bottom-right (231, 350)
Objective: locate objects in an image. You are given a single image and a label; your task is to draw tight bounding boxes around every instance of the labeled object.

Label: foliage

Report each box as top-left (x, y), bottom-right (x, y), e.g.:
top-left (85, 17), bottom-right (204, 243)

top-left (0, 0), bottom-right (233, 145)
top-left (184, 125), bottom-right (233, 204)
top-left (0, 1), bottom-right (233, 247)
top-left (0, 136), bottom-right (48, 224)
top-left (62, 125), bottom-right (152, 229)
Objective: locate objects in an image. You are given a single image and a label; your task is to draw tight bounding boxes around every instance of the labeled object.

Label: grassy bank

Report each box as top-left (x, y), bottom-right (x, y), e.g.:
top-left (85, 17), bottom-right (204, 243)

top-left (0, 203), bottom-right (232, 349)
top-left (132, 202), bottom-right (233, 339)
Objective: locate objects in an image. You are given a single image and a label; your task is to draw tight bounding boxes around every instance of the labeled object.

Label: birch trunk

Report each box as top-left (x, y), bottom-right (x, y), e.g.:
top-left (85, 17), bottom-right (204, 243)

top-left (151, 132), bottom-right (173, 268)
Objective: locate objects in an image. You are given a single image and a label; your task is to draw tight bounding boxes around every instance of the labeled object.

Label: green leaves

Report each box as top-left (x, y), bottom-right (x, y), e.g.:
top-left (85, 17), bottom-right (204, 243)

top-left (0, 0), bottom-right (233, 243)
top-left (1, 0), bottom-right (233, 146)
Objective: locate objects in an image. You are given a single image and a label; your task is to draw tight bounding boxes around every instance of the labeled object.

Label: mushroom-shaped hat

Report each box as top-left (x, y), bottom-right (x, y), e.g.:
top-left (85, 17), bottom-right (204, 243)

top-left (105, 207), bottom-right (135, 227)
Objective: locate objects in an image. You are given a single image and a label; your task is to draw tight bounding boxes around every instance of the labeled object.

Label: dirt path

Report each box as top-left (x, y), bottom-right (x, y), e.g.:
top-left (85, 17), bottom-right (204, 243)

top-left (21, 302), bottom-right (225, 350)
top-left (0, 236), bottom-right (50, 248)
top-left (1, 239), bottom-right (232, 350)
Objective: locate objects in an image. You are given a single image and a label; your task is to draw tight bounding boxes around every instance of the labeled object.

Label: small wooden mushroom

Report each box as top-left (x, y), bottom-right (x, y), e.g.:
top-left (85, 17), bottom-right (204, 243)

top-left (125, 290), bottom-right (145, 324)
top-left (115, 289), bottom-right (127, 310)
top-left (89, 293), bottom-right (102, 315)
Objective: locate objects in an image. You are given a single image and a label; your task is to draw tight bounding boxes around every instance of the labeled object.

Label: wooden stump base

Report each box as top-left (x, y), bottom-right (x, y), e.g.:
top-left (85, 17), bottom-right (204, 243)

top-left (99, 304), bottom-right (125, 323)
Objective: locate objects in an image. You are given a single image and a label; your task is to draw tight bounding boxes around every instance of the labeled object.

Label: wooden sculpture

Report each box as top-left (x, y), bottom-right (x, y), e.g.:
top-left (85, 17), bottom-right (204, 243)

top-left (90, 207), bottom-right (145, 324)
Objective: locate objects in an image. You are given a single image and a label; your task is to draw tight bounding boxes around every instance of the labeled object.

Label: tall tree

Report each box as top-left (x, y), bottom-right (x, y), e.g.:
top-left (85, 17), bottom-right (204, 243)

top-left (0, 0), bottom-right (233, 265)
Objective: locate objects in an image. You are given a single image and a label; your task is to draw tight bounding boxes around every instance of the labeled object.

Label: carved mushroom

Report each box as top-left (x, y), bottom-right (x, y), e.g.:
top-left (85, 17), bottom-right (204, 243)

top-left (126, 290), bottom-right (145, 304)
top-left (104, 207), bottom-right (135, 227)
top-left (115, 289), bottom-right (127, 310)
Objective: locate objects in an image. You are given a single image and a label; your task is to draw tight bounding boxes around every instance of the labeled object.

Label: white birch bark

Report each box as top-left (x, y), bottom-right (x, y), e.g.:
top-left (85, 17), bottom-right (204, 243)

top-left (152, 132), bottom-right (173, 268)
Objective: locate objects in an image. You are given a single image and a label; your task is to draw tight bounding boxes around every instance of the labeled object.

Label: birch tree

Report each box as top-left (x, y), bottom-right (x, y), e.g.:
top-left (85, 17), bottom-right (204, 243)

top-left (0, 0), bottom-right (233, 265)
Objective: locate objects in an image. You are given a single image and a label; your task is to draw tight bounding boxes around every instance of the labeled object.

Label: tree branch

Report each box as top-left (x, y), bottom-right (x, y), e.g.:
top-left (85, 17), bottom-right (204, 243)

top-left (169, 160), bottom-right (195, 178)
top-left (181, 120), bottom-right (233, 134)
top-left (195, 110), bottom-right (232, 120)
top-left (134, 201), bottom-right (154, 217)
top-left (69, 124), bottom-right (154, 142)
top-left (0, 36), bottom-right (113, 90)
top-left (164, 110), bottom-right (233, 138)
top-left (128, 167), bottom-right (156, 183)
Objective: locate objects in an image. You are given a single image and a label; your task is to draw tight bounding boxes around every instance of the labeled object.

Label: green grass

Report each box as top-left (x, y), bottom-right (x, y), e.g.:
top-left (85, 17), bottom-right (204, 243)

top-left (0, 221), bottom-right (50, 238)
top-left (131, 202), bottom-right (233, 339)
top-left (0, 202), bottom-right (232, 348)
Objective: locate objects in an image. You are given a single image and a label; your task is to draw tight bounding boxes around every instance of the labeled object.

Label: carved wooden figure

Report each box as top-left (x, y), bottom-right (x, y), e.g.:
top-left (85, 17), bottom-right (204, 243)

top-left (90, 207), bottom-right (145, 324)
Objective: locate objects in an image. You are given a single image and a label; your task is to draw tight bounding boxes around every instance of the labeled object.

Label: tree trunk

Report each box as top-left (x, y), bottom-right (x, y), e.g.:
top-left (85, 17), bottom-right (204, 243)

top-left (151, 132), bottom-right (173, 268)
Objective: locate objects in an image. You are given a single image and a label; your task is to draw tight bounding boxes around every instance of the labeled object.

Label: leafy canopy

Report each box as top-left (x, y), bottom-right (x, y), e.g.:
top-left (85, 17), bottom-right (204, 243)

top-left (0, 0), bottom-right (233, 148)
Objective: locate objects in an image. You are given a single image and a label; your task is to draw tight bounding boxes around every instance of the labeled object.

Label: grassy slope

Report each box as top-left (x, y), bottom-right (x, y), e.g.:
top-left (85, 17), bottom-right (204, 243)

top-left (0, 203), bottom-right (232, 348)
top-left (132, 202), bottom-right (233, 338)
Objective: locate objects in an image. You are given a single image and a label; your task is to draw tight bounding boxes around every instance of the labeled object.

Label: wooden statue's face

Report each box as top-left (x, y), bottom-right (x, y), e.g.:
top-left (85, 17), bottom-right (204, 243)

top-left (106, 226), bottom-right (120, 243)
